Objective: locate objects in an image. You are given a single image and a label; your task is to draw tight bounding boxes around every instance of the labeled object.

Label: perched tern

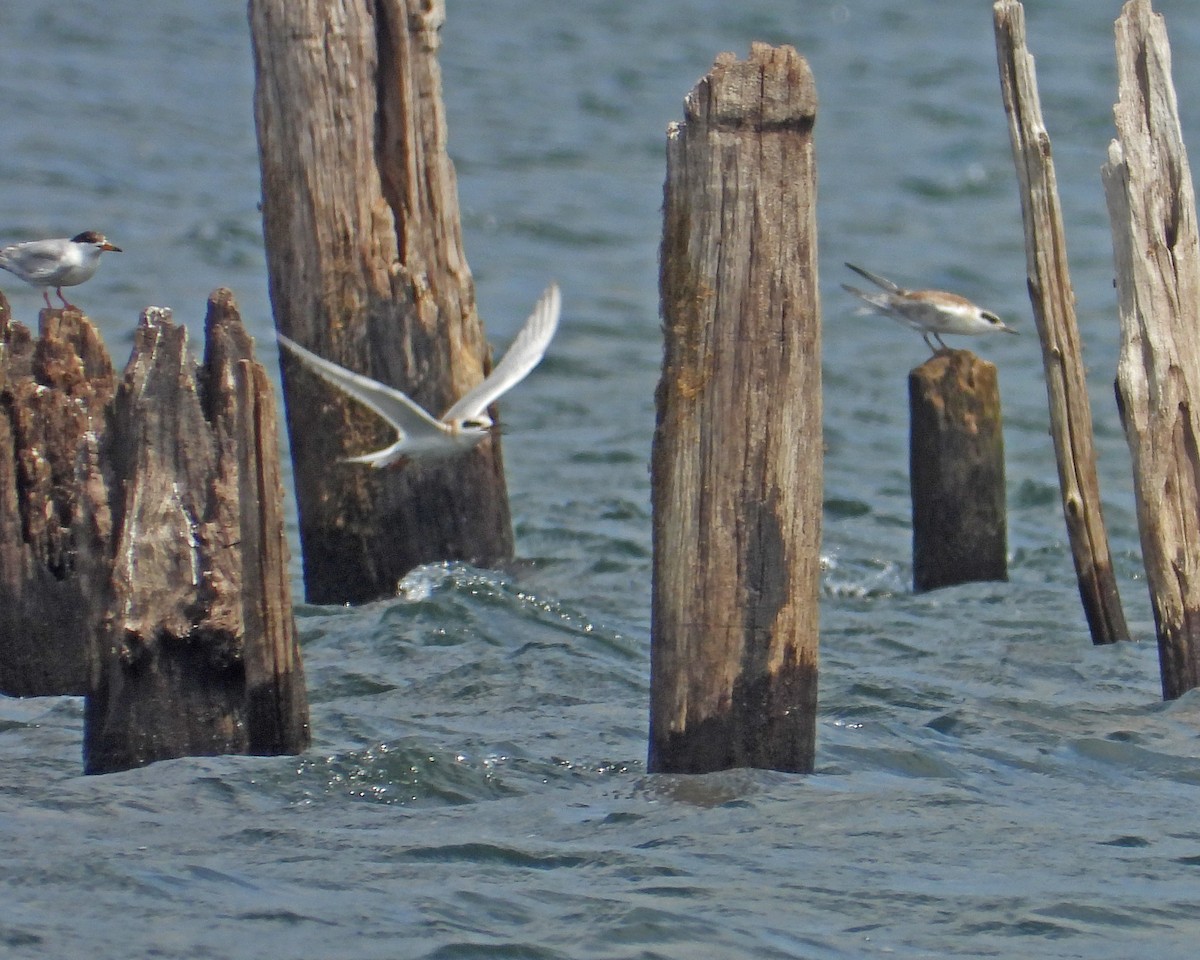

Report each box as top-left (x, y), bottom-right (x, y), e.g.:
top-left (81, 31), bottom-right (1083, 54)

top-left (841, 262), bottom-right (1017, 354)
top-left (277, 282), bottom-right (561, 467)
top-left (0, 231), bottom-right (122, 309)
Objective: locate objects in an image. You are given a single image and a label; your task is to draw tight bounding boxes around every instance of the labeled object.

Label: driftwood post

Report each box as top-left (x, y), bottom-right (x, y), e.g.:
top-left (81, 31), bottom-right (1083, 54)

top-left (85, 293), bottom-right (309, 773)
top-left (1102, 0), bottom-right (1200, 699)
top-left (993, 0), bottom-right (1130, 644)
top-left (650, 44), bottom-right (821, 775)
top-left (250, 0), bottom-right (512, 604)
top-left (0, 291), bottom-right (309, 772)
top-left (910, 351), bottom-right (1008, 592)
top-left (0, 296), bottom-right (114, 696)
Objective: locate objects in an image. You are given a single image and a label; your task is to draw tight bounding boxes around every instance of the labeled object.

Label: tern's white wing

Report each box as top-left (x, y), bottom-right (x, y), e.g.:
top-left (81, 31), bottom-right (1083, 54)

top-left (276, 333), bottom-right (448, 445)
top-left (442, 282), bottom-right (560, 423)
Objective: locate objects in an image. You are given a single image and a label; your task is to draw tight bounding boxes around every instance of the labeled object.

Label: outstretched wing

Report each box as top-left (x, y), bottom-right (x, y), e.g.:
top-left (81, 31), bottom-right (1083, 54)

top-left (276, 333), bottom-right (448, 445)
top-left (844, 262), bottom-right (906, 295)
top-left (442, 282), bottom-right (561, 423)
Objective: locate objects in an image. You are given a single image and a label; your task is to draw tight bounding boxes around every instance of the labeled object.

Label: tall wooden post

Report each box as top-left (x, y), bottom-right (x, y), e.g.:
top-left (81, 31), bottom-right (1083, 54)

top-left (910, 350), bottom-right (1008, 592)
top-left (249, 0), bottom-right (513, 604)
top-left (994, 0), bottom-right (1130, 644)
top-left (650, 44), bottom-right (821, 775)
top-left (1103, 0), bottom-right (1200, 699)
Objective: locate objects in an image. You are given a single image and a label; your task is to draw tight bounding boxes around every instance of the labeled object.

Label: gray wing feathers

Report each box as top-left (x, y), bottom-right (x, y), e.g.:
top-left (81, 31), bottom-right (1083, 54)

top-left (841, 283), bottom-right (892, 312)
top-left (844, 262), bottom-right (905, 295)
top-left (0, 242), bottom-right (66, 282)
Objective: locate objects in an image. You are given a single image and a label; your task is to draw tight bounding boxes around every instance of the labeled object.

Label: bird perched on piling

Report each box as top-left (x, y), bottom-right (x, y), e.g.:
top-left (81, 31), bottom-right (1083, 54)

top-left (841, 262), bottom-right (1017, 354)
top-left (277, 282), bottom-right (561, 467)
top-left (0, 231), bottom-right (122, 310)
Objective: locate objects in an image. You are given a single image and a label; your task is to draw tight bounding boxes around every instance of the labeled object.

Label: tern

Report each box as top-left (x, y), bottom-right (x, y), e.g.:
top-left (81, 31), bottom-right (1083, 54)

top-left (842, 262), bottom-right (1017, 354)
top-left (0, 231), bottom-right (122, 309)
top-left (277, 282), bottom-right (561, 466)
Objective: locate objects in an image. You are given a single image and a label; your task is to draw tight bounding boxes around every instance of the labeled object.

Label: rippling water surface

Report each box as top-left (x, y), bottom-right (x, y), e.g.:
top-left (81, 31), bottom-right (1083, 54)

top-left (4, 2), bottom-right (1200, 958)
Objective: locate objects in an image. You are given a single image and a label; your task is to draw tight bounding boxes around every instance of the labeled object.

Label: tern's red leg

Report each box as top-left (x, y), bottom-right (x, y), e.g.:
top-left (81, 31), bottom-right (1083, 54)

top-left (55, 287), bottom-right (77, 310)
top-left (42, 290), bottom-right (53, 308)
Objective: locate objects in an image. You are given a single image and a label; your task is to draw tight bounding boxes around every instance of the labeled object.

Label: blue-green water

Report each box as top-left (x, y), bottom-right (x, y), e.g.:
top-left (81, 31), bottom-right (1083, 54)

top-left (4, 1), bottom-right (1200, 957)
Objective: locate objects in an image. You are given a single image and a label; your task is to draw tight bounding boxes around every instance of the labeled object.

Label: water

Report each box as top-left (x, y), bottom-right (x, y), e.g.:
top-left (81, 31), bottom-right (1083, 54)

top-left (3, 1), bottom-right (1200, 957)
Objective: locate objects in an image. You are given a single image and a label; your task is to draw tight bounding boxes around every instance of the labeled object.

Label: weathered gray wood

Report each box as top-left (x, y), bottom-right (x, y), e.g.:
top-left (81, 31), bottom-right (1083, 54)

top-left (249, 0), bottom-right (513, 604)
top-left (650, 44), bottom-right (821, 775)
top-left (0, 296), bottom-right (115, 696)
top-left (993, 0), bottom-right (1130, 644)
top-left (202, 291), bottom-right (310, 754)
top-left (1102, 0), bottom-right (1200, 700)
top-left (83, 291), bottom-right (310, 774)
top-left (910, 350), bottom-right (1008, 593)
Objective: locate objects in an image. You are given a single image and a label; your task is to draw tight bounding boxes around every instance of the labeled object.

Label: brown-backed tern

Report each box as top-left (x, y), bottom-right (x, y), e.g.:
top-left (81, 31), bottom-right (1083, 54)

top-left (842, 262), bottom-right (1017, 354)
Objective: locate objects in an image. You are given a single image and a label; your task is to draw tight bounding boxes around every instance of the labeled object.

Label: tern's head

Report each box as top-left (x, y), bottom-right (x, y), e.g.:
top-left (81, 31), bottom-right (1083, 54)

top-left (446, 415), bottom-right (495, 440)
top-left (979, 309), bottom-right (1018, 335)
top-left (71, 231), bottom-right (122, 254)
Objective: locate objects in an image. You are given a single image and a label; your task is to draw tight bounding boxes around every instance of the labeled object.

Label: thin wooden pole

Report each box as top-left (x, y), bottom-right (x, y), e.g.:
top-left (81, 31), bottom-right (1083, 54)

top-left (993, 0), bottom-right (1130, 644)
top-left (910, 350), bottom-right (1008, 593)
top-left (1102, 0), bottom-right (1200, 699)
top-left (203, 291), bottom-right (311, 755)
top-left (249, 0), bottom-right (513, 604)
top-left (650, 44), bottom-right (821, 775)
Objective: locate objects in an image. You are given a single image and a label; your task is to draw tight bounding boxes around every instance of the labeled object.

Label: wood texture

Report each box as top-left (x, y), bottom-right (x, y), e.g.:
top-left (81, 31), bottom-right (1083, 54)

top-left (650, 44), bottom-right (821, 775)
top-left (993, 0), bottom-right (1130, 644)
top-left (1, 290), bottom-right (308, 771)
top-left (0, 296), bottom-right (115, 696)
top-left (1102, 0), bottom-right (1200, 699)
top-left (249, 0), bottom-right (513, 604)
top-left (910, 351), bottom-right (1008, 593)
top-left (84, 292), bottom-right (309, 773)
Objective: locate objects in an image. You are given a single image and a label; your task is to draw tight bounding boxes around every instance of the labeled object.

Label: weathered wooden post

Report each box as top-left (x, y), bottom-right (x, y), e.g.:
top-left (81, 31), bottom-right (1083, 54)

top-left (0, 296), bottom-right (114, 696)
top-left (1, 288), bottom-right (310, 771)
top-left (1102, 0), bottom-right (1200, 699)
top-left (650, 44), bottom-right (821, 775)
top-left (84, 292), bottom-right (310, 773)
top-left (910, 350), bottom-right (1008, 592)
top-left (994, 0), bottom-right (1131, 644)
top-left (249, 0), bottom-right (513, 604)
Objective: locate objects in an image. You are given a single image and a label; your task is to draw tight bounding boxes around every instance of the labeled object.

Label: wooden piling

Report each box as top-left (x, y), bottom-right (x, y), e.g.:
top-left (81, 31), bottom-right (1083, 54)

top-left (993, 0), bottom-right (1130, 644)
top-left (1, 288), bottom-right (309, 771)
top-left (249, 0), bottom-right (513, 604)
top-left (84, 293), bottom-right (310, 773)
top-left (910, 350), bottom-right (1008, 593)
top-left (1102, 0), bottom-right (1200, 699)
top-left (0, 295), bottom-right (115, 696)
top-left (650, 44), bottom-right (821, 775)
